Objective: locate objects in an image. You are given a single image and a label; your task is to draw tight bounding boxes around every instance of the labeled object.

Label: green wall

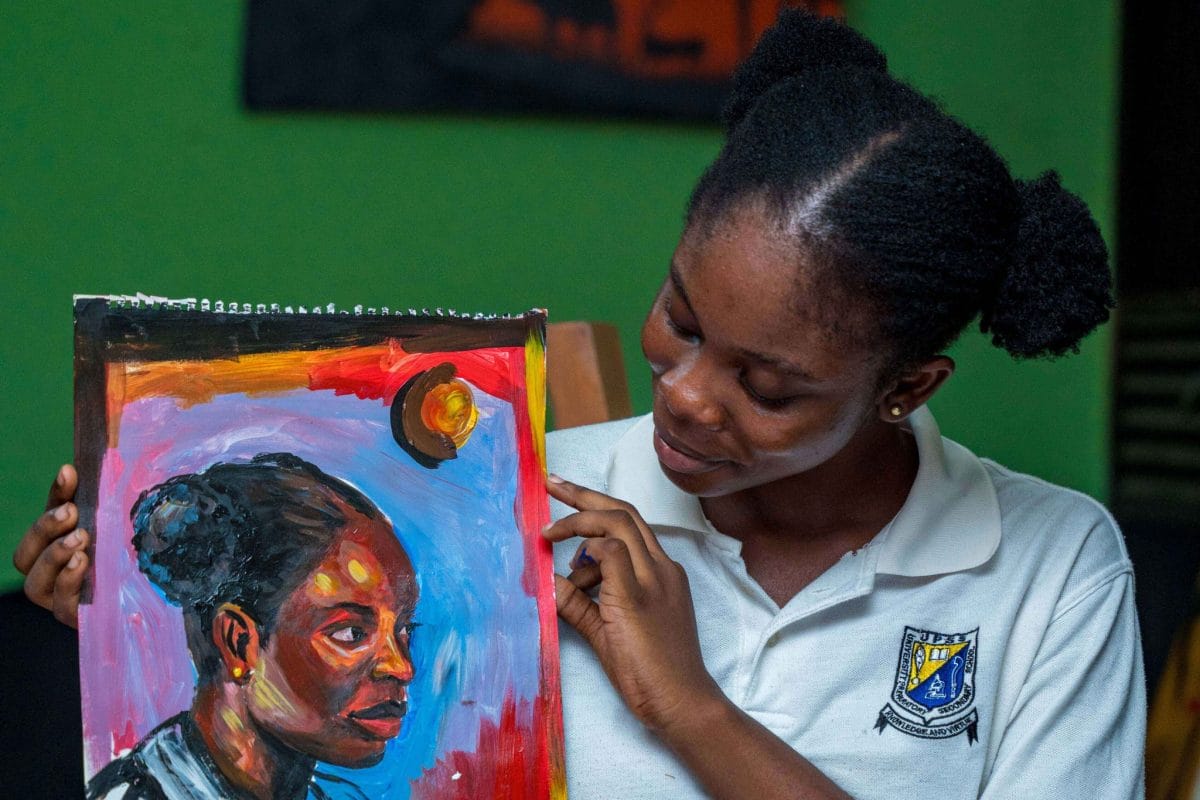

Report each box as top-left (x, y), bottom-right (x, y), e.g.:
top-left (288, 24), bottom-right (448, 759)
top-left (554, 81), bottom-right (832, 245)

top-left (0, 2), bottom-right (1117, 591)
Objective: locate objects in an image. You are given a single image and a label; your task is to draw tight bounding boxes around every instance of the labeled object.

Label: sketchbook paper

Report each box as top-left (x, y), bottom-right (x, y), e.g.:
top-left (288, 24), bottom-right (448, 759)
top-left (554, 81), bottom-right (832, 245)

top-left (74, 296), bottom-right (564, 799)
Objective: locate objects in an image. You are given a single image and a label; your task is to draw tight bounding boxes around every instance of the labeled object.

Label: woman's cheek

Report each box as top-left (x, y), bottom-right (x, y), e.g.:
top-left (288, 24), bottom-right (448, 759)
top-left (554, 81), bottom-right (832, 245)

top-left (247, 657), bottom-right (324, 734)
top-left (311, 635), bottom-right (364, 669)
top-left (763, 406), bottom-right (861, 466)
top-left (265, 633), bottom-right (342, 711)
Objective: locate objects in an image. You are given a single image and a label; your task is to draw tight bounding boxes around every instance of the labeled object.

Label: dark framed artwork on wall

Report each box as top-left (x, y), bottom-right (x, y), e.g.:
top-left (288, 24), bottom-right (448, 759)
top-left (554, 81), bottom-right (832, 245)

top-left (243, 0), bottom-right (843, 121)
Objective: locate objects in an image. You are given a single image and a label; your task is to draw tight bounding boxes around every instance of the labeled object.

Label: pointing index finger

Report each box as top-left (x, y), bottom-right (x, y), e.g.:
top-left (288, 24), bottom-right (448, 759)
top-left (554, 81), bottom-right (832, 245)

top-left (545, 474), bottom-right (667, 558)
top-left (546, 474), bottom-right (630, 513)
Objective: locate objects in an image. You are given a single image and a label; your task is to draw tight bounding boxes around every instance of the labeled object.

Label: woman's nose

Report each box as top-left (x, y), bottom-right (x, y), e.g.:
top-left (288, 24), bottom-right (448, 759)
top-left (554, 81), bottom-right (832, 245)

top-left (659, 355), bottom-right (725, 431)
top-left (372, 631), bottom-right (415, 683)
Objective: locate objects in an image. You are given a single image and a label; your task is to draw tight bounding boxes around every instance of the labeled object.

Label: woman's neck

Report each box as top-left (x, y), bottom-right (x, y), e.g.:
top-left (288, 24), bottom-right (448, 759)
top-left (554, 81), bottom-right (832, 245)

top-left (190, 682), bottom-right (314, 800)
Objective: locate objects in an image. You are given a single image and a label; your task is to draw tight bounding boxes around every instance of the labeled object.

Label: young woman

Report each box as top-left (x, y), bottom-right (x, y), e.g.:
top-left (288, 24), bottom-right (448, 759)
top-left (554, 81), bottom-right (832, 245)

top-left (83, 454), bottom-right (418, 800)
top-left (17, 11), bottom-right (1142, 799)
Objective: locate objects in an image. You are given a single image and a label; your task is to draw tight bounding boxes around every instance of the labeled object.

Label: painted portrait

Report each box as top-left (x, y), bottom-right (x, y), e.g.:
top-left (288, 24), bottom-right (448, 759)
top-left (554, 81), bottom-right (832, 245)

top-left (73, 297), bottom-right (564, 799)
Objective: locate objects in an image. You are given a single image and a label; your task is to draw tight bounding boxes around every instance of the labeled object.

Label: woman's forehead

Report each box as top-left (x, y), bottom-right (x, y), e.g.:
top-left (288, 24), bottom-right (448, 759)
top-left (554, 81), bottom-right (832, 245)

top-left (674, 209), bottom-right (882, 382)
top-left (304, 520), bottom-right (416, 606)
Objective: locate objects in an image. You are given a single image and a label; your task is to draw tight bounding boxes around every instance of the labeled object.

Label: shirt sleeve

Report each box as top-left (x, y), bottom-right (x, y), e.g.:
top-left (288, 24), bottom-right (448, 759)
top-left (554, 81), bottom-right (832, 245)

top-left (979, 570), bottom-right (1146, 799)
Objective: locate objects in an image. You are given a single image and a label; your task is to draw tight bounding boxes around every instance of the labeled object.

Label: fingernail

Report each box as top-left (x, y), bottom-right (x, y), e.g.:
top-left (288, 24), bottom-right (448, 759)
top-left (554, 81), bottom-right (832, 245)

top-left (65, 530), bottom-right (82, 548)
top-left (541, 522), bottom-right (554, 534)
top-left (57, 466), bottom-right (67, 487)
top-left (53, 503), bottom-right (71, 522)
top-left (68, 552), bottom-right (83, 570)
top-left (547, 473), bottom-right (565, 484)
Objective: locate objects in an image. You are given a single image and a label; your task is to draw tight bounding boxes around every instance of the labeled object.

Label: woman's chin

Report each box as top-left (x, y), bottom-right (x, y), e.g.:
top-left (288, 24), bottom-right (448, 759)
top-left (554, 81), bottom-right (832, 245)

top-left (344, 746), bottom-right (389, 769)
top-left (319, 738), bottom-right (390, 769)
top-left (655, 459), bottom-right (736, 498)
top-left (283, 727), bottom-right (392, 770)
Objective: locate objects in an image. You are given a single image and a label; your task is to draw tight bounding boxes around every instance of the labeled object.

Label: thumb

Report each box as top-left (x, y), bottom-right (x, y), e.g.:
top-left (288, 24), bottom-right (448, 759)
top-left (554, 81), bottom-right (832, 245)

top-left (554, 574), bottom-right (604, 649)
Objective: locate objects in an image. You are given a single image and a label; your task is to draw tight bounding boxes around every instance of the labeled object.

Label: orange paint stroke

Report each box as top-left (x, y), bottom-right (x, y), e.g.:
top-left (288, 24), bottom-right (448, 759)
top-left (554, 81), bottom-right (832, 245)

top-left (105, 363), bottom-right (128, 448)
top-left (117, 340), bottom-right (520, 409)
top-left (122, 349), bottom-right (319, 407)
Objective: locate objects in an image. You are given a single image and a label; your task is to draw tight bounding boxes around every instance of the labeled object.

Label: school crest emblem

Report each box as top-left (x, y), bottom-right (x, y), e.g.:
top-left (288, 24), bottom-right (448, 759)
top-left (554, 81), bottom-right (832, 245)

top-left (875, 626), bottom-right (979, 743)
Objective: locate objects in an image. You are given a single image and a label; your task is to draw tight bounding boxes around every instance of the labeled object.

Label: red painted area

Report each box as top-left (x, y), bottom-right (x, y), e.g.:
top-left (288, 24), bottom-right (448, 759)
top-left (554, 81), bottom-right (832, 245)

top-left (307, 340), bottom-right (523, 404)
top-left (112, 719), bottom-right (139, 756)
top-left (507, 345), bottom-right (565, 797)
top-left (508, 347), bottom-right (566, 798)
top-left (410, 693), bottom-right (553, 799)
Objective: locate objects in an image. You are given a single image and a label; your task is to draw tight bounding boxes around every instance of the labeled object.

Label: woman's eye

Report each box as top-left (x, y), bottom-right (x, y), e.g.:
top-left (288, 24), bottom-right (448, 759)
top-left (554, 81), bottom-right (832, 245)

top-left (666, 317), bottom-right (698, 340)
top-left (663, 301), bottom-right (701, 342)
top-left (328, 625), bottom-right (368, 645)
top-left (740, 375), bottom-right (798, 409)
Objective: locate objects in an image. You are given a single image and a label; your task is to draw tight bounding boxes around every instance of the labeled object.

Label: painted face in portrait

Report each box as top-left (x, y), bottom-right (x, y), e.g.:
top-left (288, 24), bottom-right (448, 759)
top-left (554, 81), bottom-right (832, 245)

top-left (240, 509), bottom-right (419, 767)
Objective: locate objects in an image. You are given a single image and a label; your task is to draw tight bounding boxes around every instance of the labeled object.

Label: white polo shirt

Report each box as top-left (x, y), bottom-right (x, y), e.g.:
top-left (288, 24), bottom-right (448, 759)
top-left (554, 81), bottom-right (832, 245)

top-left (546, 410), bottom-right (1144, 799)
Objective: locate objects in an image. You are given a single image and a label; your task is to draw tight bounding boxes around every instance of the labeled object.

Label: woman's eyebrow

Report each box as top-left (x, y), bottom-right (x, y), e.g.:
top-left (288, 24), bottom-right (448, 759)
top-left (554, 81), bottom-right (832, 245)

top-left (321, 601), bottom-right (376, 617)
top-left (738, 348), bottom-right (820, 382)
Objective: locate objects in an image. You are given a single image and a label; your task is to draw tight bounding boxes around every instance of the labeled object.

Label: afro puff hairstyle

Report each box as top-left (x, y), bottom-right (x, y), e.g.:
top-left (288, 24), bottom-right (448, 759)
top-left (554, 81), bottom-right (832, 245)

top-left (687, 9), bottom-right (1114, 370)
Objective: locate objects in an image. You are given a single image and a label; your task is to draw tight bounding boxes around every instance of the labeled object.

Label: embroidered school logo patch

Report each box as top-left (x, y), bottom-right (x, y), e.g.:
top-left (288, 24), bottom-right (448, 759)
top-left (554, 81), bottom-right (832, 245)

top-left (875, 626), bottom-right (979, 744)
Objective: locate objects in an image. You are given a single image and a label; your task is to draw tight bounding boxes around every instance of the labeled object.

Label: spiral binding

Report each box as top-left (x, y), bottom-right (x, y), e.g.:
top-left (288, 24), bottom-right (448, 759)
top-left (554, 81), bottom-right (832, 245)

top-left (76, 293), bottom-right (538, 320)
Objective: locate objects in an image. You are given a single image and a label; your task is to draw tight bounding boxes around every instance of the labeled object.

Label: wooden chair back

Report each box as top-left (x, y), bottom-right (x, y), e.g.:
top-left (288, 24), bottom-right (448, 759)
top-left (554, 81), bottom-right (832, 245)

top-left (546, 321), bottom-right (633, 429)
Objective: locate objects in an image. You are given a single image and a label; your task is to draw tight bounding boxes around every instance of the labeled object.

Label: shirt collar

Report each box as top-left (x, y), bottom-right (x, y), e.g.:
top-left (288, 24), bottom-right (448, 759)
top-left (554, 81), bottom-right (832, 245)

top-left (604, 409), bottom-right (1000, 578)
top-left (139, 713), bottom-right (251, 799)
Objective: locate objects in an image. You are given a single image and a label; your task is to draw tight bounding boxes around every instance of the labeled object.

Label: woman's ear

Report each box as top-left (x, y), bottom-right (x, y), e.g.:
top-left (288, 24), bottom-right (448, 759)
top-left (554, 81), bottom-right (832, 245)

top-left (213, 602), bottom-right (261, 684)
top-left (877, 356), bottom-right (955, 422)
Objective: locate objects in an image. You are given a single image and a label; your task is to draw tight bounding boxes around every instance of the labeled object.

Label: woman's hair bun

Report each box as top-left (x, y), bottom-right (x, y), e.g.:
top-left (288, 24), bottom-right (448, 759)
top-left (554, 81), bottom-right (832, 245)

top-left (723, 10), bottom-right (889, 132)
top-left (131, 476), bottom-right (240, 607)
top-left (983, 171), bottom-right (1115, 358)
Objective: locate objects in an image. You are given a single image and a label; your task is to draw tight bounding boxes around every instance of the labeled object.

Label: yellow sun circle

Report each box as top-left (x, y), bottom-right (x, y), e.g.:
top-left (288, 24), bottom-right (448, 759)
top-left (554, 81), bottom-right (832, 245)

top-left (420, 379), bottom-right (478, 449)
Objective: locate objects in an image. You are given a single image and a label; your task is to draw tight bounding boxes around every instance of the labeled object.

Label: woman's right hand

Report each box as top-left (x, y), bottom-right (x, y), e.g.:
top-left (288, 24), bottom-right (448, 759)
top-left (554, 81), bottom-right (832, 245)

top-left (13, 465), bottom-right (88, 628)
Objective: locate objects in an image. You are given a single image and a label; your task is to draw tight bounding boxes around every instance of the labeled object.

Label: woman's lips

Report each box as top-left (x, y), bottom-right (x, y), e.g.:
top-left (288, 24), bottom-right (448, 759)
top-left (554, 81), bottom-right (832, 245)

top-left (653, 429), bottom-right (727, 475)
top-left (347, 700), bottom-right (406, 740)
